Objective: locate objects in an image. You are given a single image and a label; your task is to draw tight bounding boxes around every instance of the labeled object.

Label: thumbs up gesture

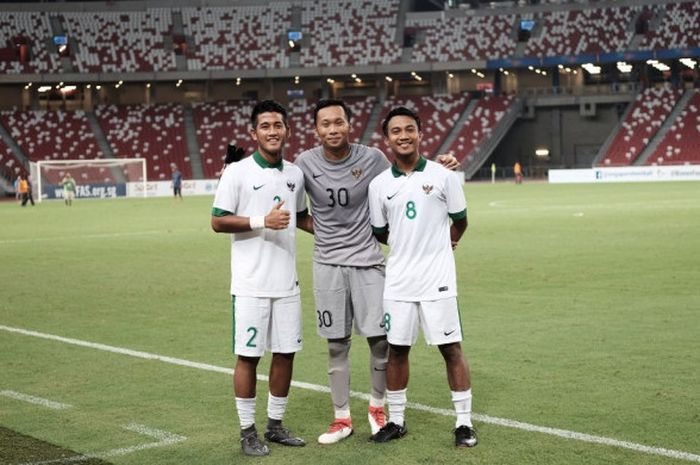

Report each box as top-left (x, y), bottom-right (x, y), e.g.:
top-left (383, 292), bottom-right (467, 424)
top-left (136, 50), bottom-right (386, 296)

top-left (265, 199), bottom-right (290, 229)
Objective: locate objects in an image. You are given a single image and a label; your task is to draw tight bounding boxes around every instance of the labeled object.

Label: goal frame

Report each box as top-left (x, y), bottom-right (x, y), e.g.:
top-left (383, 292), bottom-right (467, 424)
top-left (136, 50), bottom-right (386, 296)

top-left (31, 158), bottom-right (147, 202)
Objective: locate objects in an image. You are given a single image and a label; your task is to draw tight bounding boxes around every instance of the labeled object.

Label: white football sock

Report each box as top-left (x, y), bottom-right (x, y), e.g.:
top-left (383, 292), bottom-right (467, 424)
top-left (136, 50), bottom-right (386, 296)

top-left (451, 389), bottom-right (473, 427)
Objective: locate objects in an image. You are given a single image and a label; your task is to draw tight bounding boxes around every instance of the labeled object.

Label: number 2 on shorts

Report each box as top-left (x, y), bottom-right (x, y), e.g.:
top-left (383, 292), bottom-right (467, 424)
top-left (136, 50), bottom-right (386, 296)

top-left (246, 326), bottom-right (258, 347)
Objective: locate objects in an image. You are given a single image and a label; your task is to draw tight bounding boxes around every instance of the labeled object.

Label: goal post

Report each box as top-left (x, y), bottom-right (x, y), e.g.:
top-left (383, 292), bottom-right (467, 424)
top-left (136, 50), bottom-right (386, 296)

top-left (30, 158), bottom-right (147, 202)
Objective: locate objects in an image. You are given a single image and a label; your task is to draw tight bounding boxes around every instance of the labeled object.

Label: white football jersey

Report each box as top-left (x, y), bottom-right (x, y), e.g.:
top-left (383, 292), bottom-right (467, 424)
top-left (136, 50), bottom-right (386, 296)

top-left (213, 152), bottom-right (307, 298)
top-left (368, 157), bottom-right (466, 301)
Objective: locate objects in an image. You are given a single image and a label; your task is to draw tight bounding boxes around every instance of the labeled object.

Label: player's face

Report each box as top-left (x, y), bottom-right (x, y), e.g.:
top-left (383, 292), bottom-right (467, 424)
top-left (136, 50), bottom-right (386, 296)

top-left (251, 111), bottom-right (289, 159)
top-left (384, 115), bottom-right (422, 160)
top-left (315, 105), bottom-right (351, 151)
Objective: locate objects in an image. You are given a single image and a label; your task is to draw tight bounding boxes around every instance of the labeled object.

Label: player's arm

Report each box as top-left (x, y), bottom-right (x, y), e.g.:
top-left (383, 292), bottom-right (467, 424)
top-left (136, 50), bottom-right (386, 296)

top-left (296, 213), bottom-right (314, 234)
top-left (450, 216), bottom-right (467, 249)
top-left (368, 180), bottom-right (389, 244)
top-left (372, 226), bottom-right (389, 245)
top-left (211, 200), bottom-right (290, 233)
top-left (435, 153), bottom-right (460, 171)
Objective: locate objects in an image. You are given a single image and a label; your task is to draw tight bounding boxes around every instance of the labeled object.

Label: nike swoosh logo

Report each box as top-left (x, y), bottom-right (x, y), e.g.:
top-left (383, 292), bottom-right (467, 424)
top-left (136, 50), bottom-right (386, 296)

top-left (296, 338), bottom-right (302, 343)
top-left (373, 367), bottom-right (387, 372)
top-left (443, 329), bottom-right (456, 336)
top-left (312, 173), bottom-right (323, 179)
top-left (387, 193), bottom-right (398, 200)
top-left (253, 184), bottom-right (265, 190)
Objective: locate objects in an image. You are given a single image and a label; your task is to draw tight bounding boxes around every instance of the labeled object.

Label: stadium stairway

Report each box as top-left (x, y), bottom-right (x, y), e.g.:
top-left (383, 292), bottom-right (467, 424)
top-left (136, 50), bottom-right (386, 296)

top-left (437, 98), bottom-right (478, 157)
top-left (462, 98), bottom-right (522, 180)
top-left (48, 15), bottom-right (75, 73)
top-left (0, 121), bottom-right (29, 172)
top-left (591, 98), bottom-right (637, 166)
top-left (84, 111), bottom-right (126, 183)
top-left (170, 10), bottom-right (188, 72)
top-left (635, 89), bottom-right (694, 165)
top-left (360, 99), bottom-right (383, 147)
top-left (182, 104), bottom-right (204, 179)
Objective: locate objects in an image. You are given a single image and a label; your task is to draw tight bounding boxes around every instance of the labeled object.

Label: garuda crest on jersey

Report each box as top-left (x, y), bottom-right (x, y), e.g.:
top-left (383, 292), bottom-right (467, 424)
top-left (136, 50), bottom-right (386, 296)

top-left (287, 181), bottom-right (296, 192)
top-left (422, 184), bottom-right (434, 195)
top-left (351, 168), bottom-right (363, 179)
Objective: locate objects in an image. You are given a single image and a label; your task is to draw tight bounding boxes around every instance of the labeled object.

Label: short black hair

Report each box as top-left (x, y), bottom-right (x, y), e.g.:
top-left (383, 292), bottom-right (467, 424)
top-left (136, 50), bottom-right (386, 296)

top-left (381, 106), bottom-right (421, 136)
top-left (313, 99), bottom-right (353, 125)
top-left (251, 100), bottom-right (288, 128)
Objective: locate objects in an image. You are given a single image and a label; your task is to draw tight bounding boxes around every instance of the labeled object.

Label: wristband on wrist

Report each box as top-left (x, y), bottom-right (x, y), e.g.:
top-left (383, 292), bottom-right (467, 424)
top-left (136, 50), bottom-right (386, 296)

top-left (249, 216), bottom-right (265, 230)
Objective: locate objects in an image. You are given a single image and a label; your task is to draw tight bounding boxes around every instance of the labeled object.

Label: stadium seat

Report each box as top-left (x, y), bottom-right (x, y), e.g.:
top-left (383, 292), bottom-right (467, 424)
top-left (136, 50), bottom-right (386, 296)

top-left (0, 11), bottom-right (61, 74)
top-left (639, 2), bottom-right (700, 50)
top-left (300, 0), bottom-right (402, 67)
top-left (599, 87), bottom-right (683, 166)
top-left (524, 5), bottom-right (642, 57)
top-left (191, 100), bottom-right (258, 179)
top-left (0, 138), bottom-right (27, 179)
top-left (408, 14), bottom-right (516, 62)
top-left (646, 90), bottom-right (700, 166)
top-left (61, 9), bottom-right (176, 73)
top-left (444, 95), bottom-right (516, 167)
top-left (95, 104), bottom-right (190, 181)
top-left (182, 5), bottom-right (291, 71)
top-left (0, 109), bottom-right (104, 164)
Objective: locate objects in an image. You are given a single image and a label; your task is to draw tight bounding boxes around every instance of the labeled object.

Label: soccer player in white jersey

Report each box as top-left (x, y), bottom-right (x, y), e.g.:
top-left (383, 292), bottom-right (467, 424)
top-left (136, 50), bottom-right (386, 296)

top-left (295, 99), bottom-right (460, 444)
top-left (211, 100), bottom-right (313, 456)
top-left (367, 106), bottom-right (478, 448)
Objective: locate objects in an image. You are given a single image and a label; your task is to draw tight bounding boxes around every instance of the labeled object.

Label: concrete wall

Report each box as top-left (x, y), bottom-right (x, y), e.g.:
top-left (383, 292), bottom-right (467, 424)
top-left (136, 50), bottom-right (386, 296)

top-left (489, 104), bottom-right (622, 175)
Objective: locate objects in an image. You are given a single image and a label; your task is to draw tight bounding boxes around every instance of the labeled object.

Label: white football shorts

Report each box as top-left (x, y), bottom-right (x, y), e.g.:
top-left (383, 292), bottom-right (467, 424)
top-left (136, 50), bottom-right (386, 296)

top-left (382, 297), bottom-right (463, 346)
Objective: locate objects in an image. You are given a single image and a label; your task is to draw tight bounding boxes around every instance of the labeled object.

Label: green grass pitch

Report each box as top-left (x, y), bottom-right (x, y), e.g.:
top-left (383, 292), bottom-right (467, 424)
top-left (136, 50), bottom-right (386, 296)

top-left (1, 181), bottom-right (698, 465)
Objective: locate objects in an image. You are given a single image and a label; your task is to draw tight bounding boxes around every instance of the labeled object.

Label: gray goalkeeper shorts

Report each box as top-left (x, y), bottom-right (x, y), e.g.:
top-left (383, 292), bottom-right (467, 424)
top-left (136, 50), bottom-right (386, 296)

top-left (312, 262), bottom-right (386, 339)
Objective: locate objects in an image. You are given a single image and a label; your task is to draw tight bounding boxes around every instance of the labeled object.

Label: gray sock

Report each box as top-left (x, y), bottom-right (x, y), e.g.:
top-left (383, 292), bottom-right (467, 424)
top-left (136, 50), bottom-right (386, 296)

top-left (368, 336), bottom-right (388, 401)
top-left (328, 337), bottom-right (352, 417)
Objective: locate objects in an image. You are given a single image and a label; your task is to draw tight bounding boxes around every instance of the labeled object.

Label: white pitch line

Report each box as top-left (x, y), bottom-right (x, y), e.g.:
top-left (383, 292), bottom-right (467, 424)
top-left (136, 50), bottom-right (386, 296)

top-left (17, 423), bottom-right (187, 465)
top-left (2, 324), bottom-right (698, 463)
top-left (0, 390), bottom-right (72, 410)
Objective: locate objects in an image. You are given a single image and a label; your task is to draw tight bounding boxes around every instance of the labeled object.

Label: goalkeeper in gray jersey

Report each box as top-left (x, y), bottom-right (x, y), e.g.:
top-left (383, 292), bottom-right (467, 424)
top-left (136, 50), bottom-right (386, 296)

top-left (295, 99), bottom-right (459, 444)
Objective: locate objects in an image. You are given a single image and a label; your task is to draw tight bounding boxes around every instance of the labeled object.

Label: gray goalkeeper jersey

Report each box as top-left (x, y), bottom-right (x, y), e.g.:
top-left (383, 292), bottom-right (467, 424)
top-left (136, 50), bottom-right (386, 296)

top-left (296, 143), bottom-right (390, 267)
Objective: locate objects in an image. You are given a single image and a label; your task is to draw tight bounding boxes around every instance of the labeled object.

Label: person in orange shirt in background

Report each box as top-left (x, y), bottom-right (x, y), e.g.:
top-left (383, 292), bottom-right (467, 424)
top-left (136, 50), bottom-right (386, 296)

top-left (18, 174), bottom-right (34, 207)
top-left (514, 162), bottom-right (523, 184)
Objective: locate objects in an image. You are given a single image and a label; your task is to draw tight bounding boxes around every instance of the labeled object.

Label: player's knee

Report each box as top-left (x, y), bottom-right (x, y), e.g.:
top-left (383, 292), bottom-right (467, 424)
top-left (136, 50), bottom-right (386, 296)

top-left (438, 342), bottom-right (464, 364)
top-left (328, 337), bottom-right (351, 359)
top-left (388, 344), bottom-right (410, 361)
top-left (367, 336), bottom-right (388, 359)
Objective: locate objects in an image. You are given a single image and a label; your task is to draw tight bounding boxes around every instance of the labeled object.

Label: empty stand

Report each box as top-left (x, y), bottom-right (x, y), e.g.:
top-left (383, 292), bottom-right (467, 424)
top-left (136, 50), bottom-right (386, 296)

top-left (599, 87), bottom-right (683, 166)
top-left (192, 100), bottom-right (257, 179)
top-left (369, 94), bottom-right (471, 159)
top-left (182, 5), bottom-right (291, 71)
top-left (0, 138), bottom-right (26, 180)
top-left (0, 110), bottom-right (103, 163)
top-left (445, 95), bottom-right (516, 167)
top-left (300, 0), bottom-right (402, 67)
top-left (524, 6), bottom-right (640, 57)
top-left (95, 104), bottom-right (190, 181)
top-left (408, 14), bottom-right (516, 62)
top-left (640, 2), bottom-right (700, 50)
top-left (646, 90), bottom-right (700, 166)
top-left (61, 9), bottom-right (175, 73)
top-left (0, 11), bottom-right (61, 74)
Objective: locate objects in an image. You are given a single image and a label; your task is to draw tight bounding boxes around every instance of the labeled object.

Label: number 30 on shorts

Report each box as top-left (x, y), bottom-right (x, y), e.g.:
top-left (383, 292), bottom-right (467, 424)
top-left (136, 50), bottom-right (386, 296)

top-left (317, 310), bottom-right (333, 328)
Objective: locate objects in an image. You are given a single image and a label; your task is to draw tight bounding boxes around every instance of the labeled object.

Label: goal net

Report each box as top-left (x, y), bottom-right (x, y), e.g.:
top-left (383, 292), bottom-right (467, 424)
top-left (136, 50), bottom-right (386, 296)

top-left (30, 158), bottom-right (147, 202)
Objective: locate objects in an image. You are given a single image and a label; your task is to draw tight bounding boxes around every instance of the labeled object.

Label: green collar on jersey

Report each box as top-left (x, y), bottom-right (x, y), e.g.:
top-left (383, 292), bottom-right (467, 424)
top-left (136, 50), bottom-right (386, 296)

top-left (253, 151), bottom-right (283, 171)
top-left (391, 155), bottom-right (427, 177)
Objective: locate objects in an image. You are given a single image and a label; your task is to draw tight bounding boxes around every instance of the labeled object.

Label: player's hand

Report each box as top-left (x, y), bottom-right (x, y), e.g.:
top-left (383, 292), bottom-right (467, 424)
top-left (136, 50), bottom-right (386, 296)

top-left (225, 143), bottom-right (246, 164)
top-left (265, 200), bottom-right (290, 229)
top-left (436, 153), bottom-right (460, 171)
